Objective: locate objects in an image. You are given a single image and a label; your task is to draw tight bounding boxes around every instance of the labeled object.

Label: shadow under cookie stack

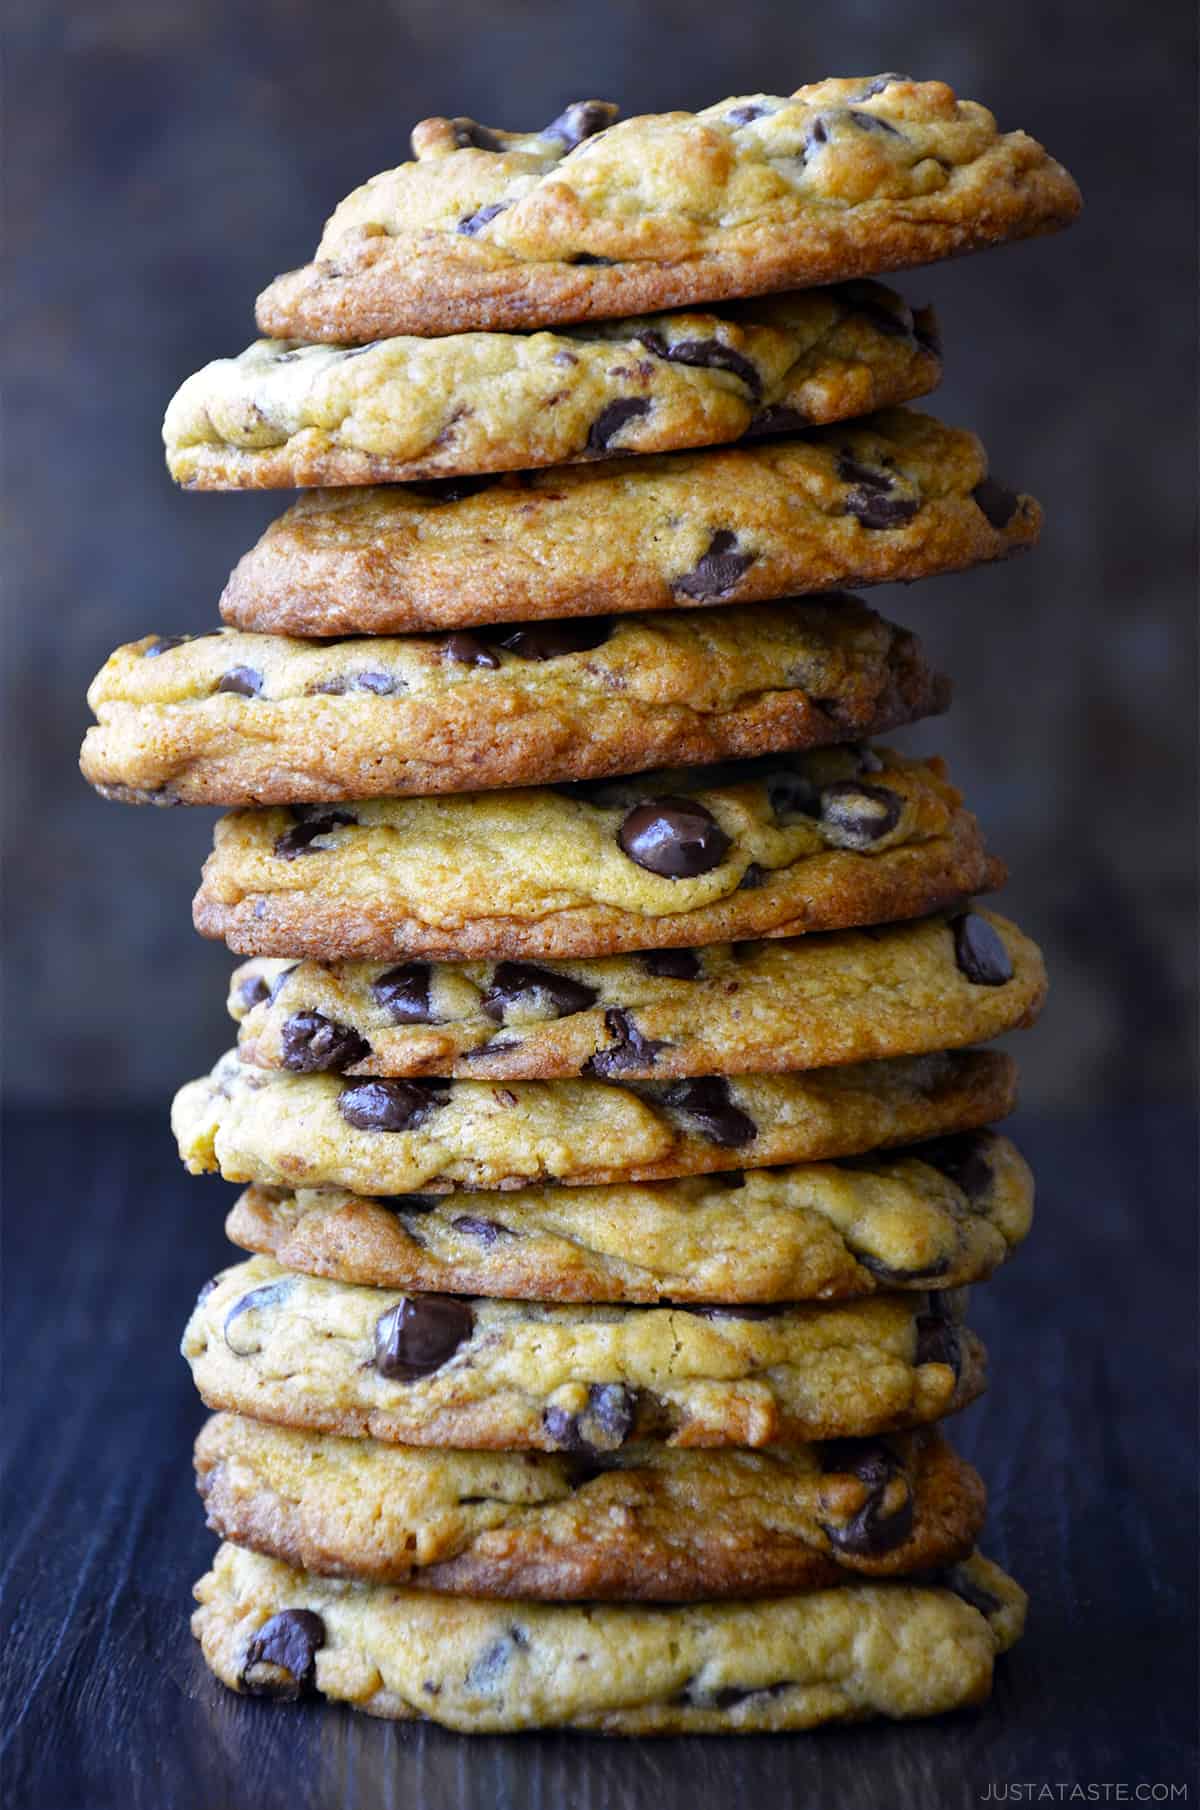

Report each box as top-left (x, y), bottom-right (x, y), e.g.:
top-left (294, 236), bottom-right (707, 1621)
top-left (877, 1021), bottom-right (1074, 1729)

top-left (83, 77), bottom-right (1079, 1735)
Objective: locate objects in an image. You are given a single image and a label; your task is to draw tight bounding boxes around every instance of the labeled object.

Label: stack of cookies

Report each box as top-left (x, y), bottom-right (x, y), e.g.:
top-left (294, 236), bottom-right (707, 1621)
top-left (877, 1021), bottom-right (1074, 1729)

top-left (82, 76), bottom-right (1079, 1735)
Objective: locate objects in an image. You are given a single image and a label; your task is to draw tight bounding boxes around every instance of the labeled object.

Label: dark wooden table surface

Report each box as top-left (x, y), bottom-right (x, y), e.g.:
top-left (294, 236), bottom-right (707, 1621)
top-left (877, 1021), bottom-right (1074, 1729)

top-left (2, 1105), bottom-right (1196, 1810)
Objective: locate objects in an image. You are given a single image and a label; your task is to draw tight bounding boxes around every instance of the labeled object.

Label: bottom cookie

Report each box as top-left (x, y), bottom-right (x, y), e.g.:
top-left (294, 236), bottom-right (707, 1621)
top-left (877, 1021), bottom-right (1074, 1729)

top-left (193, 1542), bottom-right (1025, 1733)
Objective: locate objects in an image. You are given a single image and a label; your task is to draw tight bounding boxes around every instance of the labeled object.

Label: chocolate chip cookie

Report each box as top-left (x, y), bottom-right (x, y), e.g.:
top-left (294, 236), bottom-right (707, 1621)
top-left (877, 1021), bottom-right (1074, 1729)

top-left (193, 746), bottom-right (1005, 962)
top-left (220, 410), bottom-right (1039, 637)
top-left (165, 284), bottom-right (940, 489)
top-left (81, 597), bottom-right (948, 806)
top-left (182, 1257), bottom-right (986, 1448)
top-left (224, 1130), bottom-right (1033, 1303)
top-left (193, 1541), bottom-right (1025, 1729)
top-left (228, 909), bottom-right (1043, 1082)
top-left (253, 76), bottom-right (1079, 342)
top-left (195, 1414), bottom-right (984, 1597)
top-left (172, 1047), bottom-right (1016, 1194)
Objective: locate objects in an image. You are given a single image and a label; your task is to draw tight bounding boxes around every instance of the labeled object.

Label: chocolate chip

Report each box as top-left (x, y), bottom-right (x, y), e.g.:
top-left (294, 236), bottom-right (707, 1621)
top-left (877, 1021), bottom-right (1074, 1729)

top-left (767, 769), bottom-right (821, 822)
top-left (309, 669), bottom-right (402, 696)
top-left (544, 1383), bottom-right (636, 1454)
top-left (663, 1077), bottom-right (756, 1148)
top-left (570, 252), bottom-right (616, 266)
top-left (937, 1563), bottom-right (1002, 1617)
top-left (847, 108), bottom-right (901, 135)
top-left (952, 913), bottom-right (1014, 987)
top-left (805, 115), bottom-right (831, 152)
top-left (819, 1439), bottom-right (914, 1556)
top-left (411, 475), bottom-right (497, 503)
top-left (481, 961), bottom-right (599, 1023)
top-left (267, 964), bottom-right (298, 1002)
top-left (236, 973), bottom-right (271, 1010)
top-left (907, 1132), bottom-right (994, 1201)
top-left (742, 404), bottom-right (810, 439)
top-left (443, 632), bottom-right (500, 669)
top-left (543, 100), bottom-right (618, 147)
top-left (585, 1007), bottom-right (670, 1077)
top-left (450, 119), bottom-right (507, 151)
top-left (837, 454), bottom-right (920, 529)
top-left (586, 397), bottom-right (650, 453)
top-left (465, 1627), bottom-right (529, 1690)
top-left (370, 963), bottom-right (438, 1024)
top-left (384, 1192), bottom-right (445, 1214)
top-left (636, 330), bottom-right (762, 400)
top-left (618, 797), bottom-right (731, 878)
top-left (280, 1011), bottom-right (371, 1074)
top-left (142, 634), bottom-right (190, 656)
top-left (852, 73), bottom-right (911, 99)
top-left (672, 529), bottom-right (754, 600)
top-left (457, 201), bottom-right (509, 236)
top-left (240, 1609), bottom-right (326, 1699)
top-left (373, 1295), bottom-right (475, 1379)
top-left (215, 666), bottom-right (263, 698)
top-left (223, 1280), bottom-right (293, 1356)
top-left (855, 1250), bottom-right (953, 1284)
top-left (492, 618), bottom-right (612, 660)
top-left (972, 477), bottom-right (1020, 530)
top-left (339, 1078), bottom-right (449, 1133)
top-left (738, 862), bottom-right (767, 890)
top-left (830, 278), bottom-right (913, 338)
top-left (725, 102), bottom-right (769, 125)
top-left (451, 1214), bottom-right (513, 1245)
top-left (915, 1299), bottom-right (963, 1379)
top-left (638, 948), bottom-right (701, 980)
top-left (818, 780), bottom-right (902, 848)
top-left (272, 810), bottom-right (355, 859)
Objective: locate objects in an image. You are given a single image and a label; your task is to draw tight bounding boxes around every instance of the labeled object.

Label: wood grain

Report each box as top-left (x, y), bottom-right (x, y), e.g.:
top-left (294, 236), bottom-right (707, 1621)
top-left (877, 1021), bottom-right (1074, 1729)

top-left (1, 1107), bottom-right (1195, 1808)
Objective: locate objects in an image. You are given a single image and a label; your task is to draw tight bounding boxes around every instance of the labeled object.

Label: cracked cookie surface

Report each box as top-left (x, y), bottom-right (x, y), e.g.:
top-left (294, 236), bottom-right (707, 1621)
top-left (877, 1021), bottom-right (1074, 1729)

top-left (224, 1130), bottom-right (1033, 1302)
top-left (253, 75), bottom-right (1079, 341)
top-left (181, 1256), bottom-right (986, 1448)
top-left (166, 284), bottom-right (940, 489)
top-left (193, 746), bottom-right (1004, 963)
top-left (220, 410), bottom-right (1040, 638)
top-left (81, 597), bottom-right (948, 806)
top-left (228, 909), bottom-right (1043, 1082)
top-left (195, 1414), bottom-right (984, 1597)
top-left (193, 1542), bottom-right (1025, 1730)
top-left (172, 1047), bottom-right (1016, 1194)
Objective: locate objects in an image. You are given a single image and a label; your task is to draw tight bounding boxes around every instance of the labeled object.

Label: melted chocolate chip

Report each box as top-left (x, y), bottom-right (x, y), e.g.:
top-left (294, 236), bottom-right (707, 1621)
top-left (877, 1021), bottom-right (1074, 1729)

top-left (738, 862), bottom-right (767, 890)
top-left (309, 669), bottom-right (402, 696)
top-left (767, 769), bottom-right (821, 822)
top-left (482, 961), bottom-right (598, 1023)
top-left (818, 780), bottom-right (902, 848)
top-left (829, 278), bottom-right (913, 338)
top-left (273, 810), bottom-right (355, 859)
top-left (848, 108), bottom-right (901, 134)
top-left (587, 397), bottom-right (650, 453)
top-left (465, 1627), bottom-right (529, 1690)
top-left (450, 119), bottom-right (507, 151)
top-left (370, 963), bottom-right (438, 1024)
top-left (663, 1077), bottom-right (756, 1147)
top-left (240, 1609), bottom-right (326, 1699)
top-left (907, 1132), bottom-right (994, 1201)
top-left (952, 914), bottom-right (1014, 987)
top-left (384, 1193), bottom-right (445, 1214)
top-left (570, 252), bottom-right (616, 266)
top-left (543, 100), bottom-right (618, 147)
top-left (492, 617), bottom-right (612, 660)
top-left (443, 632), bottom-right (501, 669)
top-left (837, 454), bottom-right (920, 529)
top-left (820, 1438), bottom-right (914, 1555)
top-left (972, 477), bottom-right (1020, 529)
top-left (373, 1295), bottom-right (475, 1379)
top-left (223, 1280), bottom-right (294, 1355)
top-left (725, 102), bottom-right (769, 125)
top-left (215, 666), bottom-right (263, 697)
top-left (855, 1250), bottom-right (953, 1284)
top-left (280, 1011), bottom-right (371, 1074)
top-left (267, 964), bottom-right (298, 1003)
top-left (741, 404), bottom-right (810, 439)
top-left (915, 1300), bottom-right (963, 1379)
top-left (852, 73), bottom-right (911, 99)
top-left (672, 529), bottom-right (754, 599)
top-left (618, 797), bottom-right (731, 878)
top-left (543, 1382), bottom-right (636, 1454)
top-left (585, 1007), bottom-right (670, 1077)
top-left (457, 201), bottom-right (509, 236)
top-left (339, 1078), bottom-right (450, 1133)
top-left (451, 1214), bottom-right (513, 1245)
top-left (637, 330), bottom-right (762, 400)
top-left (142, 634), bottom-right (190, 656)
top-left (639, 948), bottom-right (701, 980)
top-left (237, 973), bottom-right (271, 1010)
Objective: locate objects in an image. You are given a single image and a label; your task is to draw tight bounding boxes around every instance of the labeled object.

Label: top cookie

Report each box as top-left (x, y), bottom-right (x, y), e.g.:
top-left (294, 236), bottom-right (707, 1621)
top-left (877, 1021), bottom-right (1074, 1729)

top-left (165, 284), bottom-right (940, 490)
top-left (254, 78), bottom-right (1080, 342)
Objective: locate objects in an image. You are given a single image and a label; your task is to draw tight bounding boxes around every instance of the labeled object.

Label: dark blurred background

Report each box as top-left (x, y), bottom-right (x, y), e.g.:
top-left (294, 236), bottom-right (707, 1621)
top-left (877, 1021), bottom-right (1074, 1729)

top-left (5, 0), bottom-right (1196, 1110)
